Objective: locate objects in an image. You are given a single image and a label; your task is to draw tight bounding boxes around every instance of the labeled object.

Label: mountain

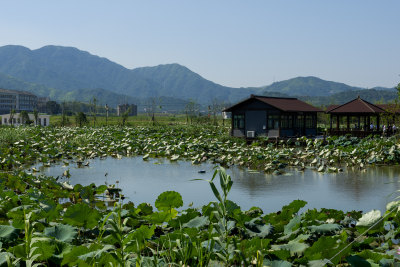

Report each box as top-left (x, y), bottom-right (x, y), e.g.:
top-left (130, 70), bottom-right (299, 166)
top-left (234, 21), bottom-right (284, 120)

top-left (0, 45), bottom-right (396, 107)
top-left (0, 45), bottom-right (252, 104)
top-left (261, 76), bottom-right (364, 96)
top-left (131, 64), bottom-right (250, 103)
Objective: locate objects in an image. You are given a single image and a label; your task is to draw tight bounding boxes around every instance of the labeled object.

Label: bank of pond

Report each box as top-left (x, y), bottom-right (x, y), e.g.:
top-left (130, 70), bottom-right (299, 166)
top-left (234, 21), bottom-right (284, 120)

top-left (0, 125), bottom-right (399, 265)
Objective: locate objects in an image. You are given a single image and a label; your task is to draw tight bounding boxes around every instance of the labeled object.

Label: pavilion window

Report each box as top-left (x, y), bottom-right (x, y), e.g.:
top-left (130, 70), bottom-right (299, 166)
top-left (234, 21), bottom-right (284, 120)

top-left (305, 115), bottom-right (315, 128)
top-left (233, 114), bottom-right (244, 129)
top-left (296, 115), bottom-right (304, 128)
top-left (280, 115), bottom-right (292, 129)
top-left (268, 115), bottom-right (279, 129)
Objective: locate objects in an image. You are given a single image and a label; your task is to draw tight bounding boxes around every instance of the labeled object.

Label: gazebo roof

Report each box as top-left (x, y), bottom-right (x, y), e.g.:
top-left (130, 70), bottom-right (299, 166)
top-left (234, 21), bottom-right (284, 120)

top-left (326, 97), bottom-right (385, 114)
top-left (377, 104), bottom-right (400, 114)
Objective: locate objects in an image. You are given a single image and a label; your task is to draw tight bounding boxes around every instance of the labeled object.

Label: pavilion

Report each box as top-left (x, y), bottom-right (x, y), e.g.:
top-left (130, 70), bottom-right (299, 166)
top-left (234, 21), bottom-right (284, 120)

top-left (326, 96), bottom-right (385, 137)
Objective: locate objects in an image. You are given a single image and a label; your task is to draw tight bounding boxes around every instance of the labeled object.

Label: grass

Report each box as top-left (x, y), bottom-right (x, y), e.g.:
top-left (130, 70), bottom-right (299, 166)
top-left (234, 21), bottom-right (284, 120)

top-left (49, 113), bottom-right (228, 127)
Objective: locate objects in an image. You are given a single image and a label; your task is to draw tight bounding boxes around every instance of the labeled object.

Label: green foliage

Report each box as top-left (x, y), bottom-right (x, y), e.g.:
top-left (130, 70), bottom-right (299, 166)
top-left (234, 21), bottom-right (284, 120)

top-left (75, 112), bottom-right (88, 127)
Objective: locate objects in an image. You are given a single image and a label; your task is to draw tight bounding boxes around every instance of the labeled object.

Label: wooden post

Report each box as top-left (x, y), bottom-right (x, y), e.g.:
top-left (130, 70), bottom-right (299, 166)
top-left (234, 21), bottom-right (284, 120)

top-left (336, 115), bottom-right (339, 131)
top-left (377, 115), bottom-right (380, 132)
top-left (367, 116), bottom-right (370, 131)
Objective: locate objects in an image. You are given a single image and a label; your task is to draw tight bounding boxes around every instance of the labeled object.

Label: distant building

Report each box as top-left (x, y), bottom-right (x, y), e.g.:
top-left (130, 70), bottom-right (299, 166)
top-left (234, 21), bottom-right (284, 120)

top-left (117, 104), bottom-right (137, 116)
top-left (1, 113), bottom-right (50, 126)
top-left (0, 89), bottom-right (38, 115)
top-left (37, 97), bottom-right (50, 113)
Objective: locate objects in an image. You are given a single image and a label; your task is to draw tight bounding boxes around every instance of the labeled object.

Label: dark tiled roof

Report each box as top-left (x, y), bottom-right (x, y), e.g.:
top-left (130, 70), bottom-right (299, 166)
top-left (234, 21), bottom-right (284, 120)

top-left (224, 95), bottom-right (322, 112)
top-left (326, 97), bottom-right (385, 114)
top-left (325, 105), bottom-right (340, 112)
top-left (377, 104), bottom-right (400, 114)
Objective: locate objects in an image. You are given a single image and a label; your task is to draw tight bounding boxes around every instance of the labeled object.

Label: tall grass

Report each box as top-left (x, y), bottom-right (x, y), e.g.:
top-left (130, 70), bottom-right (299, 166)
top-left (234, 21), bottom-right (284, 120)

top-left (0, 126), bottom-right (30, 146)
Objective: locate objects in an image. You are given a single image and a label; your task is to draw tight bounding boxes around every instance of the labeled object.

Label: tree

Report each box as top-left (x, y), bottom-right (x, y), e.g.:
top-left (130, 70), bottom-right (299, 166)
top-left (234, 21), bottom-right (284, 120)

top-left (121, 107), bottom-right (131, 126)
top-left (105, 104), bottom-right (109, 126)
top-left (210, 98), bottom-right (225, 126)
top-left (75, 112), bottom-right (88, 127)
top-left (33, 109), bottom-right (39, 126)
top-left (20, 110), bottom-right (31, 125)
top-left (61, 101), bottom-right (69, 126)
top-left (185, 100), bottom-right (199, 124)
top-left (145, 97), bottom-right (161, 126)
top-left (9, 109), bottom-right (15, 125)
top-left (90, 97), bottom-right (97, 127)
top-left (46, 101), bottom-right (61, 114)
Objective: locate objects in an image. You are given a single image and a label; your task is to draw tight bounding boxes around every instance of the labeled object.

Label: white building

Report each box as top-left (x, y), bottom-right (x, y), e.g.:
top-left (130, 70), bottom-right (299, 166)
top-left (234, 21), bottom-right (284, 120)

top-left (1, 113), bottom-right (50, 126)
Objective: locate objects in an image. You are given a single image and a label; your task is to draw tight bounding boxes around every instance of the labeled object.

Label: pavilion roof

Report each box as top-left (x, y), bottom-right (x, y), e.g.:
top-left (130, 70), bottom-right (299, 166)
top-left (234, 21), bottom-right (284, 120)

top-left (377, 104), bottom-right (400, 114)
top-left (326, 97), bottom-right (385, 114)
top-left (224, 95), bottom-right (322, 112)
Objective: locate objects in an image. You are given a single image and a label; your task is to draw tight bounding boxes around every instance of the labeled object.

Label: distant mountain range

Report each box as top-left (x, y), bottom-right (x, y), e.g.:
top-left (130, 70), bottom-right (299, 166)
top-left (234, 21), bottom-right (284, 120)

top-left (0, 45), bottom-right (396, 110)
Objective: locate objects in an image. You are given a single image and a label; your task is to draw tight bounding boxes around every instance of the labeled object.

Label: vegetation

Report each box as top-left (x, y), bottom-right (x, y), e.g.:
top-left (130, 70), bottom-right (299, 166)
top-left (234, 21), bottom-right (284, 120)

top-left (0, 125), bottom-right (399, 265)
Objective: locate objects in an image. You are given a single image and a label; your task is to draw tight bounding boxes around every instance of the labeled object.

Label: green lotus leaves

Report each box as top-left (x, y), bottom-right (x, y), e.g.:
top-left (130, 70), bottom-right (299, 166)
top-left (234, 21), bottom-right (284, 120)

top-left (63, 203), bottom-right (102, 229)
top-left (44, 224), bottom-right (77, 243)
top-left (155, 191), bottom-right (183, 212)
top-left (0, 225), bottom-right (19, 243)
top-left (0, 126), bottom-right (399, 265)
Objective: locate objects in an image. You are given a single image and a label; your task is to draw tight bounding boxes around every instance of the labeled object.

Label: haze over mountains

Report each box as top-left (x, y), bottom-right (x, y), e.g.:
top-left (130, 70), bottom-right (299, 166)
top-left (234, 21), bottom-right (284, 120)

top-left (0, 45), bottom-right (396, 110)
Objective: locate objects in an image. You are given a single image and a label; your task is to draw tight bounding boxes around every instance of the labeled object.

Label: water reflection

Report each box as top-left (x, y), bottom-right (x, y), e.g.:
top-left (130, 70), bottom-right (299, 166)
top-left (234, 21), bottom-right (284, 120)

top-left (36, 157), bottom-right (400, 214)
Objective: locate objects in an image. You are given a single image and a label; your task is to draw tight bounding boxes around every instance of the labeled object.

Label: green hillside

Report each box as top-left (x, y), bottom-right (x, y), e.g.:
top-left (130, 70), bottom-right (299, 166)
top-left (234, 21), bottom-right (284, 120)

top-left (0, 72), bottom-right (189, 110)
top-left (299, 88), bottom-right (397, 107)
top-left (261, 76), bottom-right (361, 96)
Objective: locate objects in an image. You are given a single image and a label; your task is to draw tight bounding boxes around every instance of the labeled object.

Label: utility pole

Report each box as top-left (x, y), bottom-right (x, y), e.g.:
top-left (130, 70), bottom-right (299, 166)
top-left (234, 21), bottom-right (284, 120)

top-left (105, 104), bottom-right (109, 126)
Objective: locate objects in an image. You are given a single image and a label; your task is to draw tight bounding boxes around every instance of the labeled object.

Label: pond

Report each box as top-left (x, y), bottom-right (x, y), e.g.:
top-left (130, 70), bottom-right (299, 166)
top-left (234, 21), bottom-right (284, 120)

top-left (35, 157), bottom-right (400, 214)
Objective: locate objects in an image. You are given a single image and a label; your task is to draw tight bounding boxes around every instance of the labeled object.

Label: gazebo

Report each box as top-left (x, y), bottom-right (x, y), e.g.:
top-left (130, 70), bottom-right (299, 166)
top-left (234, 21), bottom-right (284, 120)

top-left (326, 96), bottom-right (385, 137)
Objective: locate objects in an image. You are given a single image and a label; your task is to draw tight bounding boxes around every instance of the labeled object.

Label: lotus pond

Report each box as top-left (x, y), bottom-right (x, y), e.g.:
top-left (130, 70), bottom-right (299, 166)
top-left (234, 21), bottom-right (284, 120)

top-left (0, 125), bottom-right (400, 266)
top-left (36, 156), bottom-right (400, 214)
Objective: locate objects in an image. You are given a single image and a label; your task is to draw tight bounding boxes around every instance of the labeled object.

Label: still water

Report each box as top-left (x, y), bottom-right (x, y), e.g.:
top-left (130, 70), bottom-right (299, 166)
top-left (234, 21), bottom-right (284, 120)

top-left (37, 157), bottom-right (400, 214)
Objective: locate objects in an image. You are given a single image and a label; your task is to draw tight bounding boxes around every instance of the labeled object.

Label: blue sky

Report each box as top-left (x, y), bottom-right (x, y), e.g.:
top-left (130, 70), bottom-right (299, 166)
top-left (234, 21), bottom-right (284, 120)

top-left (1, 1), bottom-right (399, 88)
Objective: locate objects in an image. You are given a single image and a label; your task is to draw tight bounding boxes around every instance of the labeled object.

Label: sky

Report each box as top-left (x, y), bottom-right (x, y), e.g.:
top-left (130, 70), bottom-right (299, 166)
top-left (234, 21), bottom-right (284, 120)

top-left (1, 0), bottom-right (399, 89)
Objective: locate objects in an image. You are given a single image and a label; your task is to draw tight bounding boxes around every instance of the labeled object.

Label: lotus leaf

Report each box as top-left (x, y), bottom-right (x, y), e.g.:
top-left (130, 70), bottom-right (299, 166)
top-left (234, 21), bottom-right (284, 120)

top-left (356, 210), bottom-right (381, 227)
top-left (63, 203), bottom-right (102, 229)
top-left (308, 223), bottom-right (342, 234)
top-left (271, 241), bottom-right (309, 257)
top-left (155, 191), bottom-right (183, 212)
top-left (284, 215), bottom-right (302, 235)
top-left (263, 259), bottom-right (292, 267)
top-left (245, 217), bottom-right (273, 238)
top-left (0, 225), bottom-right (19, 243)
top-left (44, 224), bottom-right (77, 243)
top-left (183, 216), bottom-right (209, 229)
top-left (346, 255), bottom-right (377, 267)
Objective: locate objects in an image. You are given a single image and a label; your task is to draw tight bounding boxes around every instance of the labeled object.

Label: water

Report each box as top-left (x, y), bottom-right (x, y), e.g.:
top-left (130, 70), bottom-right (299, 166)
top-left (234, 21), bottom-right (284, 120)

top-left (36, 157), bottom-right (400, 214)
